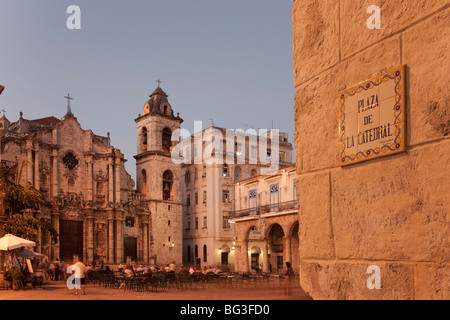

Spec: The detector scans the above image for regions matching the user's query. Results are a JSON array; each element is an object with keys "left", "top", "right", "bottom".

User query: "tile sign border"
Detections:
[{"left": 339, "top": 65, "right": 406, "bottom": 167}]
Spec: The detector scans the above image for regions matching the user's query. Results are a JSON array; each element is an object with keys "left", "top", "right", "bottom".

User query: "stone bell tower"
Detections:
[{"left": 134, "top": 83, "right": 184, "bottom": 265}]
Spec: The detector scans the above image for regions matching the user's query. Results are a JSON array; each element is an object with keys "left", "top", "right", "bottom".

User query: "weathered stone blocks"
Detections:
[{"left": 293, "top": 0, "right": 450, "bottom": 300}]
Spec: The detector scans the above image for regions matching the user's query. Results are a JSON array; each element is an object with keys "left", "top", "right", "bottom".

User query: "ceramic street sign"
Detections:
[{"left": 339, "top": 65, "right": 406, "bottom": 167}]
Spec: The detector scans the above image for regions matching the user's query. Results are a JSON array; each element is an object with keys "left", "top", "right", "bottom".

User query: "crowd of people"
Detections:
[
  {"left": 3, "top": 251, "right": 296, "bottom": 296},
  {"left": 110, "top": 262, "right": 223, "bottom": 278}
]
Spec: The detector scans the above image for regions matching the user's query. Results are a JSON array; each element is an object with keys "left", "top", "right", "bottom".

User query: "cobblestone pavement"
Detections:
[{"left": 0, "top": 279, "right": 311, "bottom": 300}]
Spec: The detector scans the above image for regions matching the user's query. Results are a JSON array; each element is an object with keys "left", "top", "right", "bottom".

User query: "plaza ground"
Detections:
[{"left": 0, "top": 278, "right": 311, "bottom": 300}]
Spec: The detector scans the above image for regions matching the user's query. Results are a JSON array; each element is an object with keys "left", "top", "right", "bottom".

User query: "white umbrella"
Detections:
[{"left": 0, "top": 234, "right": 36, "bottom": 251}]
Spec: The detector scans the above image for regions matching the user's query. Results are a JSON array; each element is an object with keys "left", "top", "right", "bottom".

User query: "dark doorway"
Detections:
[
  {"left": 124, "top": 237, "right": 137, "bottom": 262},
  {"left": 221, "top": 252, "right": 229, "bottom": 266},
  {"left": 59, "top": 220, "right": 83, "bottom": 262},
  {"left": 251, "top": 253, "right": 260, "bottom": 271}
]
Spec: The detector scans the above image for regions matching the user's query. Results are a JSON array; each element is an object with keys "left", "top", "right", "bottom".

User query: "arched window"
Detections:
[
  {"left": 251, "top": 169, "right": 257, "bottom": 177},
  {"left": 141, "top": 169, "right": 147, "bottom": 195},
  {"left": 141, "top": 127, "right": 148, "bottom": 152},
  {"left": 222, "top": 164, "right": 229, "bottom": 177},
  {"left": 235, "top": 166, "right": 241, "bottom": 181},
  {"left": 162, "top": 128, "right": 172, "bottom": 153},
  {"left": 163, "top": 170, "right": 174, "bottom": 201}
]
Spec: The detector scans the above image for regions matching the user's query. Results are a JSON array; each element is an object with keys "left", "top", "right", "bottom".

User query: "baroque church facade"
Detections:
[{"left": 0, "top": 86, "right": 183, "bottom": 266}]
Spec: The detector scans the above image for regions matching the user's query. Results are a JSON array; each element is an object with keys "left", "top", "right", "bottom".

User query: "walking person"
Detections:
[
  {"left": 73, "top": 257, "right": 87, "bottom": 295},
  {"left": 284, "top": 262, "right": 295, "bottom": 296}
]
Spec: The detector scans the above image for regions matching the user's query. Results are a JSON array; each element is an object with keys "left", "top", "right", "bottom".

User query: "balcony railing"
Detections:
[{"left": 232, "top": 200, "right": 298, "bottom": 219}]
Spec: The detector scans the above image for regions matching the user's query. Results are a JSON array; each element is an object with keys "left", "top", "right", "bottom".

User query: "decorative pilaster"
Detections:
[
  {"left": 86, "top": 212, "right": 94, "bottom": 263},
  {"left": 51, "top": 149, "right": 59, "bottom": 199},
  {"left": 115, "top": 213, "right": 123, "bottom": 263},
  {"left": 107, "top": 215, "right": 115, "bottom": 264},
  {"left": 262, "top": 238, "right": 269, "bottom": 273},
  {"left": 26, "top": 146, "right": 33, "bottom": 185},
  {"left": 115, "top": 157, "right": 121, "bottom": 203},
  {"left": 33, "top": 143, "right": 40, "bottom": 190},
  {"left": 143, "top": 221, "right": 149, "bottom": 263},
  {"left": 108, "top": 158, "right": 114, "bottom": 204},
  {"left": 86, "top": 156, "right": 93, "bottom": 202}
]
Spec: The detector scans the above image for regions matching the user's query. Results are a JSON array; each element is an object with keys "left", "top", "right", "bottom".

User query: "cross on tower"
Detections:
[
  {"left": 1, "top": 109, "right": 6, "bottom": 117},
  {"left": 157, "top": 78, "right": 162, "bottom": 88},
  {"left": 64, "top": 93, "right": 74, "bottom": 113}
]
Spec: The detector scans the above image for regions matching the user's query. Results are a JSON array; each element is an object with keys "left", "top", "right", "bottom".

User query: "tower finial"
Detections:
[
  {"left": 64, "top": 93, "right": 74, "bottom": 113},
  {"left": 157, "top": 78, "right": 162, "bottom": 88}
]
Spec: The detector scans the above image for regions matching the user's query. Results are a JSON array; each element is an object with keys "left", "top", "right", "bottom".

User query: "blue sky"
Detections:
[{"left": 0, "top": 0, "right": 295, "bottom": 179}]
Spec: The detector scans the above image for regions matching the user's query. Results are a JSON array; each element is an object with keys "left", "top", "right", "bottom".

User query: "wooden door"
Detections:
[
  {"left": 59, "top": 220, "right": 83, "bottom": 262},
  {"left": 124, "top": 237, "right": 137, "bottom": 262}
]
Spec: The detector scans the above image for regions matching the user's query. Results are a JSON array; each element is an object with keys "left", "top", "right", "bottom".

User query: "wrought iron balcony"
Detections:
[{"left": 232, "top": 200, "right": 298, "bottom": 219}]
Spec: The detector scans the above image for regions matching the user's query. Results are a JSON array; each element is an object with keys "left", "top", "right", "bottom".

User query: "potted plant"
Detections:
[{"left": 10, "top": 269, "right": 24, "bottom": 291}]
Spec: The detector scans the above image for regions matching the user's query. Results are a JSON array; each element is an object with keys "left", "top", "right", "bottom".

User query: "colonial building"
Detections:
[
  {"left": 181, "top": 127, "right": 294, "bottom": 270},
  {"left": 231, "top": 164, "right": 299, "bottom": 274}
]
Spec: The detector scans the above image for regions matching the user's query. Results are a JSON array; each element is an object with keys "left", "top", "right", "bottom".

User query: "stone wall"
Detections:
[{"left": 292, "top": 0, "right": 449, "bottom": 299}]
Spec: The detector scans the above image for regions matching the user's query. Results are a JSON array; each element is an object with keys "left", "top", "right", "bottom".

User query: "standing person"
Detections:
[
  {"left": 73, "top": 257, "right": 87, "bottom": 295},
  {"left": 54, "top": 259, "right": 60, "bottom": 281},
  {"left": 284, "top": 262, "right": 295, "bottom": 296}
]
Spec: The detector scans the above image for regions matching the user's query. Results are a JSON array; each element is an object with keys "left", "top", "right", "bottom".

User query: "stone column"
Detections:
[
  {"left": 284, "top": 235, "right": 292, "bottom": 265},
  {"left": 33, "top": 143, "right": 40, "bottom": 190},
  {"left": 143, "top": 221, "right": 149, "bottom": 263},
  {"left": 262, "top": 239, "right": 269, "bottom": 273},
  {"left": 115, "top": 157, "right": 121, "bottom": 203},
  {"left": 86, "top": 213, "right": 94, "bottom": 264},
  {"left": 86, "top": 157, "right": 93, "bottom": 202},
  {"left": 237, "top": 240, "right": 249, "bottom": 273},
  {"left": 26, "top": 146, "right": 33, "bottom": 185},
  {"left": 107, "top": 214, "right": 115, "bottom": 264},
  {"left": 51, "top": 149, "right": 58, "bottom": 199},
  {"left": 108, "top": 158, "right": 114, "bottom": 204},
  {"left": 115, "top": 213, "right": 123, "bottom": 263}
]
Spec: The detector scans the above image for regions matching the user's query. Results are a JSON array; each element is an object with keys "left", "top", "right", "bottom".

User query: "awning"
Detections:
[
  {"left": 0, "top": 234, "right": 36, "bottom": 251},
  {"left": 16, "top": 249, "right": 45, "bottom": 259}
]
